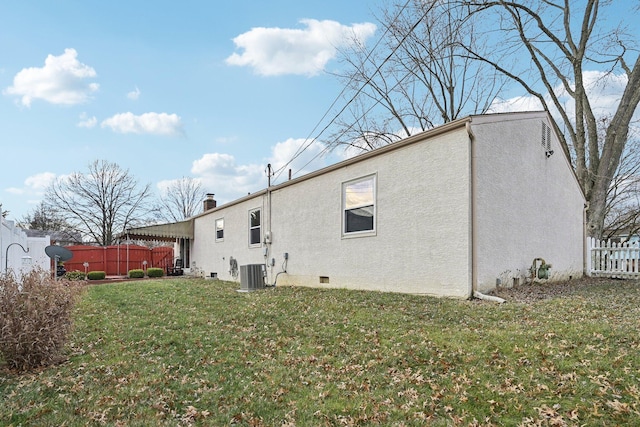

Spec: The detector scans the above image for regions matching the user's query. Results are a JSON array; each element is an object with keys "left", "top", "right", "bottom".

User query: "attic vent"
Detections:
[{"left": 541, "top": 121, "right": 551, "bottom": 151}]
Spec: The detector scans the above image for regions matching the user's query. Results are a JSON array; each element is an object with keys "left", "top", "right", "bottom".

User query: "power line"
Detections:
[
  {"left": 288, "top": 1, "right": 434, "bottom": 179},
  {"left": 272, "top": 0, "right": 415, "bottom": 183},
  {"left": 291, "top": 66, "right": 416, "bottom": 177}
]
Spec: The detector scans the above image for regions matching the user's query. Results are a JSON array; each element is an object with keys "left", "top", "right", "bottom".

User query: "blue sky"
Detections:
[
  {"left": 0, "top": 1, "right": 381, "bottom": 221},
  {"left": 1, "top": 1, "right": 638, "bottom": 224}
]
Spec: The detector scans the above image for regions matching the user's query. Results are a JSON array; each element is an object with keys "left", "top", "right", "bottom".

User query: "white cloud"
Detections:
[
  {"left": 5, "top": 187, "right": 24, "bottom": 195},
  {"left": 6, "top": 172, "right": 57, "bottom": 196},
  {"left": 564, "top": 70, "right": 628, "bottom": 118},
  {"left": 488, "top": 95, "right": 544, "bottom": 114},
  {"left": 192, "top": 153, "right": 238, "bottom": 176},
  {"left": 77, "top": 112, "right": 97, "bottom": 128},
  {"left": 189, "top": 137, "right": 341, "bottom": 204},
  {"left": 268, "top": 137, "right": 329, "bottom": 178},
  {"left": 101, "top": 112, "right": 183, "bottom": 136},
  {"left": 24, "top": 172, "right": 56, "bottom": 191},
  {"left": 127, "top": 86, "right": 141, "bottom": 100},
  {"left": 4, "top": 48, "right": 99, "bottom": 106},
  {"left": 226, "top": 19, "right": 377, "bottom": 76},
  {"left": 488, "top": 70, "right": 630, "bottom": 119},
  {"left": 191, "top": 153, "right": 264, "bottom": 201}
]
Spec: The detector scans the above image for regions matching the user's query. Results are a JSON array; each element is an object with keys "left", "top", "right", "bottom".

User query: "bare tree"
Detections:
[
  {"left": 153, "top": 177, "right": 207, "bottom": 222},
  {"left": 603, "top": 127, "right": 640, "bottom": 241},
  {"left": 330, "top": 0, "right": 504, "bottom": 153},
  {"left": 18, "top": 201, "right": 73, "bottom": 232},
  {"left": 461, "top": 0, "right": 640, "bottom": 237},
  {"left": 45, "top": 160, "right": 152, "bottom": 245}
]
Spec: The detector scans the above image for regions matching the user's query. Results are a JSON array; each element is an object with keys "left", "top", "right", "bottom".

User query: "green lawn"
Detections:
[{"left": 1, "top": 278, "right": 639, "bottom": 426}]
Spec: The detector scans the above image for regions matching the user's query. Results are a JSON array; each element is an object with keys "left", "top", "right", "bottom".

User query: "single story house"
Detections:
[{"left": 124, "top": 111, "right": 586, "bottom": 298}]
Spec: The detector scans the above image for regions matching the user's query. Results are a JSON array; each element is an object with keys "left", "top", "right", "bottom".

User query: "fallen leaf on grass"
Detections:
[{"left": 606, "top": 399, "right": 630, "bottom": 414}]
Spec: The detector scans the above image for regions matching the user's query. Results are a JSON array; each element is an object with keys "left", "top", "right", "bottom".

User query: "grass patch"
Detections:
[{"left": 1, "top": 278, "right": 640, "bottom": 425}]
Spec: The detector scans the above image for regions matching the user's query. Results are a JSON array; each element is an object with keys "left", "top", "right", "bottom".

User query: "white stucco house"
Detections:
[{"left": 125, "top": 111, "right": 586, "bottom": 298}]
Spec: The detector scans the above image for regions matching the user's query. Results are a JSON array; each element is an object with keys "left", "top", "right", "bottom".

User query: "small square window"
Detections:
[{"left": 215, "top": 218, "right": 224, "bottom": 242}]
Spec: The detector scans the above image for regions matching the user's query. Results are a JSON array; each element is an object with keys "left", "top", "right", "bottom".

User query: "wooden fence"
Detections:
[
  {"left": 587, "top": 237, "right": 640, "bottom": 278},
  {"left": 63, "top": 245, "right": 174, "bottom": 276}
]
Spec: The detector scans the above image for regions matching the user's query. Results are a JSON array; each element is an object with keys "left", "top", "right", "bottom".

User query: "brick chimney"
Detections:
[{"left": 203, "top": 193, "right": 217, "bottom": 212}]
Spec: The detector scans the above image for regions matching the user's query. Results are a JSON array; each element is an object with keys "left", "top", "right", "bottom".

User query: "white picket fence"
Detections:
[{"left": 588, "top": 237, "right": 640, "bottom": 278}]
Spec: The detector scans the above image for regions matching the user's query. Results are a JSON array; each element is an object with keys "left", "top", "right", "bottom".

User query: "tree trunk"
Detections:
[
  {"left": 464, "top": 1, "right": 640, "bottom": 238},
  {"left": 586, "top": 54, "right": 640, "bottom": 237}
]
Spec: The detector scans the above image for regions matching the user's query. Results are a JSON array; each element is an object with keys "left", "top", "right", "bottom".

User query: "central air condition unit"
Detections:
[{"left": 239, "top": 264, "right": 265, "bottom": 292}]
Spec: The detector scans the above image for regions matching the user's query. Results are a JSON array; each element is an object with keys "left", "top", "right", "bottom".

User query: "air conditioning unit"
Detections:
[{"left": 239, "top": 264, "right": 265, "bottom": 292}]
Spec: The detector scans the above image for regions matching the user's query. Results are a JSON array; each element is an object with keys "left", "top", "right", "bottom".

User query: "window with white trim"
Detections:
[
  {"left": 342, "top": 175, "right": 376, "bottom": 236},
  {"left": 249, "top": 208, "right": 261, "bottom": 246},
  {"left": 215, "top": 218, "right": 224, "bottom": 241}
]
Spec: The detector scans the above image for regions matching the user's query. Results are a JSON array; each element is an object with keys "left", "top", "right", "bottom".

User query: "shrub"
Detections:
[
  {"left": 64, "top": 270, "right": 86, "bottom": 281},
  {"left": 0, "top": 269, "right": 83, "bottom": 371},
  {"left": 128, "top": 269, "right": 144, "bottom": 279},
  {"left": 87, "top": 271, "right": 106, "bottom": 280},
  {"left": 146, "top": 267, "right": 164, "bottom": 278}
]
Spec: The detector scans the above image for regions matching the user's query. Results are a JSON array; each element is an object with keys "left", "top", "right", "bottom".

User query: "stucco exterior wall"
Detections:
[
  {"left": 189, "top": 112, "right": 585, "bottom": 297},
  {"left": 471, "top": 113, "right": 585, "bottom": 291},
  {"left": 192, "top": 126, "right": 472, "bottom": 297},
  {"left": 192, "top": 196, "right": 267, "bottom": 278}
]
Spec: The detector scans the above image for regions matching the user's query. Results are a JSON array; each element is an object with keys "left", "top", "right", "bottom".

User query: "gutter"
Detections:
[
  {"left": 191, "top": 118, "right": 472, "bottom": 221},
  {"left": 466, "top": 121, "right": 478, "bottom": 299}
]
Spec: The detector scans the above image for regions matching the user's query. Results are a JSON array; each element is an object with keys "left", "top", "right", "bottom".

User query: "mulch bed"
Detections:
[{"left": 487, "top": 276, "right": 636, "bottom": 303}]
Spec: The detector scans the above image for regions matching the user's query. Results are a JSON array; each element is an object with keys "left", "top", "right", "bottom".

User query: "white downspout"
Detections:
[
  {"left": 473, "top": 291, "right": 506, "bottom": 304},
  {"left": 466, "top": 121, "right": 504, "bottom": 304},
  {"left": 263, "top": 169, "right": 273, "bottom": 285},
  {"left": 583, "top": 202, "right": 589, "bottom": 277},
  {"left": 466, "top": 121, "right": 478, "bottom": 299}
]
